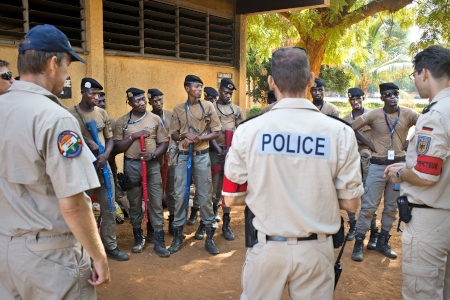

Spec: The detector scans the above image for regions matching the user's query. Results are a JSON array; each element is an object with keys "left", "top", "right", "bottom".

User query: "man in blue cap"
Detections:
[
  {"left": 0, "top": 24, "right": 110, "bottom": 299},
  {"left": 69, "top": 78, "right": 129, "bottom": 261}
]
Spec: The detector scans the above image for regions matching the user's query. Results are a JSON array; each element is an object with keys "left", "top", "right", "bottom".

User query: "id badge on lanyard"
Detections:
[{"left": 384, "top": 107, "right": 400, "bottom": 160}]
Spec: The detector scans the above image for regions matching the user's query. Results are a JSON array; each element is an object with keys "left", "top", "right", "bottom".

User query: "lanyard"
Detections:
[
  {"left": 383, "top": 107, "right": 400, "bottom": 149},
  {"left": 350, "top": 108, "right": 364, "bottom": 120},
  {"left": 319, "top": 101, "right": 325, "bottom": 111},
  {"left": 184, "top": 100, "right": 211, "bottom": 134},
  {"left": 123, "top": 111, "right": 147, "bottom": 131}
]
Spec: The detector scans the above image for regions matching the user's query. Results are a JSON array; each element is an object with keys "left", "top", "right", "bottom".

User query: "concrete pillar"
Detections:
[
  {"left": 84, "top": 0, "right": 105, "bottom": 84},
  {"left": 236, "top": 14, "right": 247, "bottom": 116}
]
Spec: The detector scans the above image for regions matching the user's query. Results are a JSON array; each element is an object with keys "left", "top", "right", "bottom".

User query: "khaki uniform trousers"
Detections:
[
  {"left": 402, "top": 208, "right": 450, "bottom": 300},
  {"left": 0, "top": 233, "right": 95, "bottom": 300},
  {"left": 86, "top": 162, "right": 117, "bottom": 251},
  {"left": 241, "top": 232, "right": 334, "bottom": 300},
  {"left": 173, "top": 152, "right": 214, "bottom": 227},
  {"left": 165, "top": 165, "right": 176, "bottom": 216},
  {"left": 356, "top": 164, "right": 399, "bottom": 234},
  {"left": 125, "top": 159, "right": 164, "bottom": 230},
  {"left": 192, "top": 151, "right": 231, "bottom": 214}
]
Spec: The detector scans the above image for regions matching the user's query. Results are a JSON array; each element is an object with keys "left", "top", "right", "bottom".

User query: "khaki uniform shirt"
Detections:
[
  {"left": 114, "top": 111, "right": 168, "bottom": 159},
  {"left": 260, "top": 102, "right": 276, "bottom": 114},
  {"left": 169, "top": 100, "right": 221, "bottom": 151},
  {"left": 343, "top": 108, "right": 371, "bottom": 152},
  {"left": 224, "top": 98, "right": 364, "bottom": 237},
  {"left": 214, "top": 101, "right": 244, "bottom": 146},
  {"left": 401, "top": 87, "right": 450, "bottom": 209},
  {"left": 352, "top": 107, "right": 419, "bottom": 158},
  {"left": 0, "top": 81, "right": 100, "bottom": 236},
  {"left": 68, "top": 105, "right": 113, "bottom": 146},
  {"left": 109, "top": 117, "right": 116, "bottom": 133},
  {"left": 152, "top": 109, "right": 172, "bottom": 138},
  {"left": 315, "top": 101, "right": 339, "bottom": 117}
]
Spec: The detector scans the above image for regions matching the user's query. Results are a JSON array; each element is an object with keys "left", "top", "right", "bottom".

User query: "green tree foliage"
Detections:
[
  {"left": 319, "top": 66, "right": 351, "bottom": 94},
  {"left": 246, "top": 48, "right": 271, "bottom": 104}
]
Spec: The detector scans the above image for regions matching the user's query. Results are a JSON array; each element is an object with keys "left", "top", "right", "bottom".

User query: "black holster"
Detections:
[
  {"left": 397, "top": 196, "right": 412, "bottom": 232},
  {"left": 332, "top": 216, "right": 345, "bottom": 248},
  {"left": 244, "top": 206, "right": 258, "bottom": 247},
  {"left": 117, "top": 173, "right": 140, "bottom": 191}
]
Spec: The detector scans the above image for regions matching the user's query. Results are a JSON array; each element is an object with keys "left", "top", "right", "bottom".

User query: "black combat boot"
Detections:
[
  {"left": 367, "top": 227, "right": 379, "bottom": 250},
  {"left": 213, "top": 203, "right": 221, "bottom": 222},
  {"left": 132, "top": 227, "right": 145, "bottom": 253},
  {"left": 168, "top": 215, "right": 174, "bottom": 235},
  {"left": 168, "top": 226, "right": 184, "bottom": 253},
  {"left": 205, "top": 226, "right": 219, "bottom": 255},
  {"left": 146, "top": 221, "right": 155, "bottom": 244},
  {"left": 187, "top": 207, "right": 199, "bottom": 226},
  {"left": 153, "top": 229, "right": 170, "bottom": 257},
  {"left": 105, "top": 247, "right": 129, "bottom": 261},
  {"left": 375, "top": 233, "right": 397, "bottom": 259},
  {"left": 351, "top": 236, "right": 364, "bottom": 262},
  {"left": 347, "top": 220, "right": 357, "bottom": 241},
  {"left": 222, "top": 214, "right": 235, "bottom": 240},
  {"left": 194, "top": 221, "right": 206, "bottom": 240}
]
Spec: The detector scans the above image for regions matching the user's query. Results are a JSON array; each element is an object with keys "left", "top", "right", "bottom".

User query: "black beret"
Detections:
[
  {"left": 81, "top": 77, "right": 103, "bottom": 90},
  {"left": 204, "top": 87, "right": 218, "bottom": 97},
  {"left": 220, "top": 78, "right": 236, "bottom": 90},
  {"left": 99, "top": 92, "right": 105, "bottom": 98},
  {"left": 348, "top": 87, "right": 365, "bottom": 98},
  {"left": 148, "top": 88, "right": 163, "bottom": 98},
  {"left": 184, "top": 74, "right": 203, "bottom": 85},
  {"left": 379, "top": 82, "right": 399, "bottom": 93},
  {"left": 313, "top": 78, "right": 326, "bottom": 88},
  {"left": 126, "top": 87, "right": 145, "bottom": 98},
  {"left": 268, "top": 90, "right": 276, "bottom": 100}
]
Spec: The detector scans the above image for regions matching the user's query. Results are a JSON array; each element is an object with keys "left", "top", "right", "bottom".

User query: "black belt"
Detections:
[
  {"left": 410, "top": 203, "right": 434, "bottom": 209},
  {"left": 266, "top": 234, "right": 325, "bottom": 242},
  {"left": 179, "top": 149, "right": 209, "bottom": 156},
  {"left": 370, "top": 157, "right": 405, "bottom": 165},
  {"left": 124, "top": 157, "right": 141, "bottom": 162}
]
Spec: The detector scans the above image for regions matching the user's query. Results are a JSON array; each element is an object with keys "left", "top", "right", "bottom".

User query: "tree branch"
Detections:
[
  {"left": 338, "top": 0, "right": 414, "bottom": 28},
  {"left": 279, "top": 11, "right": 291, "bottom": 20}
]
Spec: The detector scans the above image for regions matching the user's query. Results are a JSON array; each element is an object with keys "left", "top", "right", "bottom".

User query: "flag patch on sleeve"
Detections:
[{"left": 57, "top": 130, "right": 83, "bottom": 158}]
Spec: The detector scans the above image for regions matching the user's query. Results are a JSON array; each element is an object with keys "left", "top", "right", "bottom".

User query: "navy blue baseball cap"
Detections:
[{"left": 18, "top": 24, "right": 86, "bottom": 64}]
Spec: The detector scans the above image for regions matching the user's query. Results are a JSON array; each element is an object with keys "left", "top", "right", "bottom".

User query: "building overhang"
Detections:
[{"left": 236, "top": 0, "right": 330, "bottom": 15}]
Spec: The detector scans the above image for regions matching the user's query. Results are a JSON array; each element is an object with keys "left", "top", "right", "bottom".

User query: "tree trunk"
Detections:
[{"left": 305, "top": 36, "right": 328, "bottom": 80}]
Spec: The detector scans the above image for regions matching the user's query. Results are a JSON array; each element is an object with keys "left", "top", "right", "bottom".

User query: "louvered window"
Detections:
[
  {"left": 0, "top": 0, "right": 85, "bottom": 50},
  {"left": 103, "top": 0, "right": 235, "bottom": 65}
]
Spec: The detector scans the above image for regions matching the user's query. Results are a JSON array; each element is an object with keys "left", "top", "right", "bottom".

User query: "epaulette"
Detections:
[
  {"left": 422, "top": 102, "right": 436, "bottom": 114},
  {"left": 239, "top": 113, "right": 262, "bottom": 125}
]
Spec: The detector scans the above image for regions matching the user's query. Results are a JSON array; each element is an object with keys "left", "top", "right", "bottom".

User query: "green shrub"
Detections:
[{"left": 247, "top": 107, "right": 262, "bottom": 118}]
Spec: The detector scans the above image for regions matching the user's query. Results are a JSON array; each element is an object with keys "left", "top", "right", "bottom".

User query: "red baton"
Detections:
[{"left": 140, "top": 136, "right": 149, "bottom": 223}]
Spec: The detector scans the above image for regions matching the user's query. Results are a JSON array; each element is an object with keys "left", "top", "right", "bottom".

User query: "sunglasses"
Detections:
[
  {"left": 381, "top": 91, "right": 399, "bottom": 98},
  {"left": 0, "top": 71, "right": 12, "bottom": 81}
]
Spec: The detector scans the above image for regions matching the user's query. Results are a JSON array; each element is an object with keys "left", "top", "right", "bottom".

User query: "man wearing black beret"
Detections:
[
  {"left": 169, "top": 74, "right": 222, "bottom": 255},
  {"left": 204, "top": 87, "right": 218, "bottom": 102},
  {"left": 68, "top": 78, "right": 129, "bottom": 261},
  {"left": 310, "top": 78, "right": 339, "bottom": 117},
  {"left": 113, "top": 88, "right": 170, "bottom": 257},
  {"left": 147, "top": 88, "right": 176, "bottom": 237},
  {"left": 342, "top": 88, "right": 378, "bottom": 243},
  {"left": 351, "top": 82, "right": 419, "bottom": 262}
]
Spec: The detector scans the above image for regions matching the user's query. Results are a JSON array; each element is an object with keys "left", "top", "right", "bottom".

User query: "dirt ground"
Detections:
[{"left": 97, "top": 205, "right": 402, "bottom": 300}]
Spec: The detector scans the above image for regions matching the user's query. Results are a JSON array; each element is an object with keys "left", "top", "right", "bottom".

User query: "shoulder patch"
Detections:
[
  {"left": 57, "top": 130, "right": 83, "bottom": 158},
  {"left": 416, "top": 135, "right": 431, "bottom": 155}
]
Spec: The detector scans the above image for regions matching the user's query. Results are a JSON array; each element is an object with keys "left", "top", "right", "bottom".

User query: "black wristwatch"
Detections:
[
  {"left": 150, "top": 152, "right": 156, "bottom": 160},
  {"left": 396, "top": 168, "right": 403, "bottom": 181}
]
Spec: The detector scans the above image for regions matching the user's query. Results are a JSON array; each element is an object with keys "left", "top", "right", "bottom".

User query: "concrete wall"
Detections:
[{"left": 0, "top": 0, "right": 246, "bottom": 121}]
